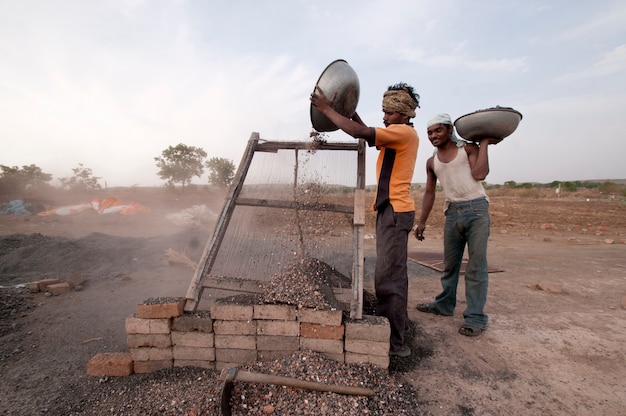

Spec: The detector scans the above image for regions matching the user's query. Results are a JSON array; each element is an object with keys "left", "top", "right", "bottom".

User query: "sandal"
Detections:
[
  {"left": 416, "top": 303, "right": 452, "bottom": 316},
  {"left": 458, "top": 324, "right": 484, "bottom": 337}
]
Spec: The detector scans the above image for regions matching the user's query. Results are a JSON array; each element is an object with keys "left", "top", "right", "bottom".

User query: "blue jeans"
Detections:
[
  {"left": 432, "top": 197, "right": 490, "bottom": 328},
  {"left": 375, "top": 204, "right": 414, "bottom": 351}
]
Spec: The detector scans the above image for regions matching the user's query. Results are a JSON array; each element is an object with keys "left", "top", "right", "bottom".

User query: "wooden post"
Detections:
[{"left": 351, "top": 139, "right": 366, "bottom": 319}]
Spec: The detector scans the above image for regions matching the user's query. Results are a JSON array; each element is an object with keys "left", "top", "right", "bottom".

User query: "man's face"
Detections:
[
  {"left": 427, "top": 123, "right": 452, "bottom": 147},
  {"left": 383, "top": 111, "right": 407, "bottom": 127}
]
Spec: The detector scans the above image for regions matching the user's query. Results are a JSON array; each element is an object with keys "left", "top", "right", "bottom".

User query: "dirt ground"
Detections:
[{"left": 1, "top": 186, "right": 625, "bottom": 415}]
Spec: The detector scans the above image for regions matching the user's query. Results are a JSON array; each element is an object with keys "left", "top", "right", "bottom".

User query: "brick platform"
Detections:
[{"left": 88, "top": 298, "right": 391, "bottom": 377}]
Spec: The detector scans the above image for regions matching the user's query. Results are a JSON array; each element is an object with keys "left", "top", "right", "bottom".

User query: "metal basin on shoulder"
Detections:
[
  {"left": 454, "top": 106, "right": 522, "bottom": 143},
  {"left": 310, "top": 59, "right": 360, "bottom": 132}
]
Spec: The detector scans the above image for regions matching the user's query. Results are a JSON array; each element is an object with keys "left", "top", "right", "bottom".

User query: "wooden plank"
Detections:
[
  {"left": 201, "top": 276, "right": 263, "bottom": 294},
  {"left": 255, "top": 141, "right": 360, "bottom": 153},
  {"left": 353, "top": 189, "right": 365, "bottom": 225},
  {"left": 351, "top": 140, "right": 367, "bottom": 319},
  {"left": 236, "top": 198, "right": 353, "bottom": 213}
]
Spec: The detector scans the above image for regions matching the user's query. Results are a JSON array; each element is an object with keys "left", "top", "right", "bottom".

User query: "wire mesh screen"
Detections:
[{"left": 206, "top": 142, "right": 359, "bottom": 286}]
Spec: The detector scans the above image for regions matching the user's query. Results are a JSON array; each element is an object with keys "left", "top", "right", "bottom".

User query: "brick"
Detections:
[
  {"left": 173, "top": 346, "right": 215, "bottom": 361},
  {"left": 47, "top": 282, "right": 71, "bottom": 296},
  {"left": 37, "top": 279, "right": 62, "bottom": 292},
  {"left": 174, "top": 359, "right": 215, "bottom": 369},
  {"left": 171, "top": 331, "right": 214, "bottom": 348},
  {"left": 136, "top": 298, "right": 185, "bottom": 319},
  {"left": 210, "top": 303, "right": 253, "bottom": 321},
  {"left": 172, "top": 314, "right": 213, "bottom": 333},
  {"left": 345, "top": 315, "right": 390, "bottom": 342},
  {"left": 253, "top": 304, "right": 297, "bottom": 320},
  {"left": 133, "top": 360, "right": 172, "bottom": 374},
  {"left": 27, "top": 281, "right": 40, "bottom": 293},
  {"left": 257, "top": 335, "right": 299, "bottom": 351},
  {"left": 127, "top": 334, "right": 172, "bottom": 348},
  {"left": 130, "top": 347, "right": 173, "bottom": 361},
  {"left": 125, "top": 316, "right": 171, "bottom": 335},
  {"left": 257, "top": 320, "right": 299, "bottom": 336},
  {"left": 297, "top": 308, "right": 343, "bottom": 326},
  {"left": 125, "top": 316, "right": 150, "bottom": 334},
  {"left": 300, "top": 322, "right": 345, "bottom": 340},
  {"left": 345, "top": 352, "right": 389, "bottom": 369},
  {"left": 215, "top": 348, "right": 257, "bottom": 364},
  {"left": 86, "top": 352, "right": 133, "bottom": 377},
  {"left": 214, "top": 320, "right": 256, "bottom": 335},
  {"left": 300, "top": 338, "right": 343, "bottom": 354},
  {"left": 214, "top": 335, "right": 256, "bottom": 350},
  {"left": 344, "top": 339, "right": 389, "bottom": 356}
]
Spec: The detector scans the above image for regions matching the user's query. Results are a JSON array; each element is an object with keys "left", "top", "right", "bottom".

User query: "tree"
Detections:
[
  {"left": 154, "top": 143, "right": 207, "bottom": 191},
  {"left": 206, "top": 157, "right": 236, "bottom": 187},
  {"left": 58, "top": 163, "right": 102, "bottom": 190},
  {"left": 0, "top": 164, "right": 53, "bottom": 192}
]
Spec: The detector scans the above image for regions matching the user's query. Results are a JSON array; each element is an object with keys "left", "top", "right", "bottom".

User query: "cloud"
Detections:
[
  {"left": 595, "top": 44, "right": 626, "bottom": 76},
  {"left": 550, "top": 3, "right": 626, "bottom": 43},
  {"left": 398, "top": 45, "right": 527, "bottom": 72},
  {"left": 556, "top": 44, "right": 626, "bottom": 82}
]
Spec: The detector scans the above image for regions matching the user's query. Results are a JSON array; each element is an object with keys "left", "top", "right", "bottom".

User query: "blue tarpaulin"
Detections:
[{"left": 0, "top": 200, "right": 35, "bottom": 216}]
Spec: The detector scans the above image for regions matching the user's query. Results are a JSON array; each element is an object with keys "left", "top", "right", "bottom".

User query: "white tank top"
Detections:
[{"left": 433, "top": 145, "right": 487, "bottom": 212}]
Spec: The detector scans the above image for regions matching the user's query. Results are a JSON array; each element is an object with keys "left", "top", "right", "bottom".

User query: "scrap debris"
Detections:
[{"left": 36, "top": 197, "right": 150, "bottom": 216}]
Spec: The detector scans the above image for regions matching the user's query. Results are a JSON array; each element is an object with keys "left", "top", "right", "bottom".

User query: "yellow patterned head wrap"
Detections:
[{"left": 382, "top": 90, "right": 418, "bottom": 118}]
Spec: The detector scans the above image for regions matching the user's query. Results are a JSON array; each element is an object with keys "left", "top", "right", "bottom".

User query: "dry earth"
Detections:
[{"left": 1, "top": 186, "right": 625, "bottom": 415}]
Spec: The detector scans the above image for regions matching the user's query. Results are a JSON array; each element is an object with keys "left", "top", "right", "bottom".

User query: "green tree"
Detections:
[
  {"left": 206, "top": 157, "right": 235, "bottom": 187},
  {"left": 0, "top": 164, "right": 53, "bottom": 192},
  {"left": 58, "top": 163, "right": 102, "bottom": 190},
  {"left": 154, "top": 143, "right": 207, "bottom": 191},
  {"left": 562, "top": 181, "right": 578, "bottom": 192}
]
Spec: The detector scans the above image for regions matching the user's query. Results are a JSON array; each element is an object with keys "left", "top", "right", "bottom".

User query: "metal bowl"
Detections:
[
  {"left": 310, "top": 59, "right": 360, "bottom": 132},
  {"left": 454, "top": 106, "right": 522, "bottom": 143}
]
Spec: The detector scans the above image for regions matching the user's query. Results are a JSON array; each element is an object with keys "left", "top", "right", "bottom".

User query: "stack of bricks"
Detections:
[
  {"left": 89, "top": 297, "right": 392, "bottom": 377},
  {"left": 27, "top": 278, "right": 71, "bottom": 296},
  {"left": 344, "top": 315, "right": 391, "bottom": 369},
  {"left": 125, "top": 298, "right": 188, "bottom": 373},
  {"left": 297, "top": 308, "right": 345, "bottom": 363}
]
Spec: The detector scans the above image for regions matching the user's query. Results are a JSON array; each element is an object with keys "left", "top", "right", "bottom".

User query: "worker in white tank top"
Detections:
[
  {"left": 414, "top": 113, "right": 498, "bottom": 337},
  {"left": 433, "top": 143, "right": 488, "bottom": 214}
]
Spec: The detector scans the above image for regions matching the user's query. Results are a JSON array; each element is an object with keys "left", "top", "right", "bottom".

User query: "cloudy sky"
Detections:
[{"left": 1, "top": 0, "right": 624, "bottom": 187}]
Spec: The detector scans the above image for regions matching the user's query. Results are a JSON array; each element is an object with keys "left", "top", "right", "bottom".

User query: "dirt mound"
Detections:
[{"left": 0, "top": 230, "right": 208, "bottom": 286}]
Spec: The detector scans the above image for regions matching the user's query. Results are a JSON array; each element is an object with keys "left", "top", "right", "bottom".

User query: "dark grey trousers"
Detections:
[{"left": 374, "top": 204, "right": 414, "bottom": 351}]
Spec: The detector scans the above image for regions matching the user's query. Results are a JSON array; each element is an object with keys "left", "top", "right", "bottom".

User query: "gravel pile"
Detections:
[
  {"left": 226, "top": 350, "right": 423, "bottom": 415},
  {"left": 0, "top": 287, "right": 35, "bottom": 338},
  {"left": 260, "top": 257, "right": 350, "bottom": 310},
  {"left": 45, "top": 349, "right": 425, "bottom": 416}
]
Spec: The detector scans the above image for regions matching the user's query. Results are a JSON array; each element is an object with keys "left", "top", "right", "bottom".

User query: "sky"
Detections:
[{"left": 1, "top": 0, "right": 625, "bottom": 188}]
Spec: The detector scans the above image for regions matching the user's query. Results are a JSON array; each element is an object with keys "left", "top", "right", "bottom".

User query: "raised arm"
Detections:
[
  {"left": 310, "top": 86, "right": 373, "bottom": 140},
  {"left": 466, "top": 138, "right": 491, "bottom": 181}
]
